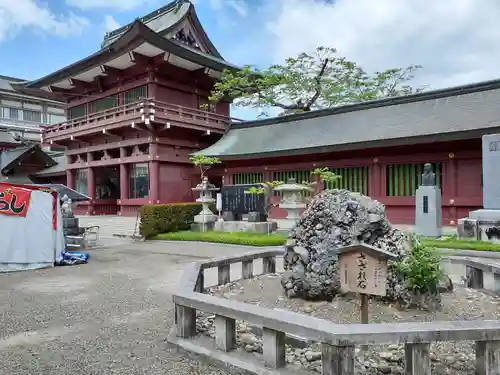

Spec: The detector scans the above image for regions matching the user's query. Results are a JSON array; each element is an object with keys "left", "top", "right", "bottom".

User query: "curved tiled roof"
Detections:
[{"left": 197, "top": 78, "right": 500, "bottom": 159}]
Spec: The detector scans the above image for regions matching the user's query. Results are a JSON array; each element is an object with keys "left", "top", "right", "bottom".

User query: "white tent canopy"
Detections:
[{"left": 0, "top": 182, "right": 64, "bottom": 272}]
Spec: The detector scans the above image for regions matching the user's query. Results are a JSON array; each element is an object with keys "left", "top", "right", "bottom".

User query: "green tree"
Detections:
[
  {"left": 189, "top": 155, "right": 221, "bottom": 180},
  {"left": 209, "top": 47, "right": 425, "bottom": 116}
]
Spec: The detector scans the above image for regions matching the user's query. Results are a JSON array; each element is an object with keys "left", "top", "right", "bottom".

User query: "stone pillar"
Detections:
[
  {"left": 262, "top": 328, "right": 286, "bottom": 368},
  {"left": 476, "top": 340, "right": 500, "bottom": 375},
  {"left": 404, "top": 343, "right": 430, "bottom": 375},
  {"left": 218, "top": 264, "right": 230, "bottom": 285},
  {"left": 215, "top": 315, "right": 236, "bottom": 352},
  {"left": 149, "top": 161, "right": 160, "bottom": 203},
  {"left": 321, "top": 344, "right": 355, "bottom": 375}
]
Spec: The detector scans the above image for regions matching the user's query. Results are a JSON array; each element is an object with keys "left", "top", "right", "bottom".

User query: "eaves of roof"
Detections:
[
  {"left": 20, "top": 20, "right": 238, "bottom": 90},
  {"left": 196, "top": 80, "right": 500, "bottom": 159}
]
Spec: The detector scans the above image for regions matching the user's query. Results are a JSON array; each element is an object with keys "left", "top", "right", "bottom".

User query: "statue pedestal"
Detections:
[{"left": 415, "top": 186, "right": 442, "bottom": 238}]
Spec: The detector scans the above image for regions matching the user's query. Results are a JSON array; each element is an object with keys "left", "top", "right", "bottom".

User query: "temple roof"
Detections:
[
  {"left": 18, "top": 5, "right": 237, "bottom": 93},
  {"left": 33, "top": 155, "right": 66, "bottom": 176},
  {"left": 0, "top": 75, "right": 25, "bottom": 92},
  {"left": 101, "top": 0, "right": 222, "bottom": 58},
  {"left": 197, "top": 78, "right": 500, "bottom": 159},
  {"left": 0, "top": 75, "right": 64, "bottom": 103},
  {"left": 0, "top": 144, "right": 57, "bottom": 176}
]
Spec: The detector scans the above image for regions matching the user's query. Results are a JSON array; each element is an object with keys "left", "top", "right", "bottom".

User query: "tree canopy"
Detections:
[{"left": 208, "top": 47, "right": 426, "bottom": 116}]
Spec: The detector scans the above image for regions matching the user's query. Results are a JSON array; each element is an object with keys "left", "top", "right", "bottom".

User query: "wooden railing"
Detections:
[
  {"left": 149, "top": 99, "right": 232, "bottom": 131},
  {"left": 171, "top": 250, "right": 500, "bottom": 375},
  {"left": 43, "top": 101, "right": 141, "bottom": 138},
  {"left": 42, "top": 99, "right": 236, "bottom": 140}
]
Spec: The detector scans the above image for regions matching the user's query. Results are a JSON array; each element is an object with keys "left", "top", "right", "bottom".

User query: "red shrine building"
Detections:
[
  {"left": 16, "top": 0, "right": 234, "bottom": 216},
  {"left": 199, "top": 81, "right": 500, "bottom": 226},
  {"left": 13, "top": 0, "right": 500, "bottom": 225}
]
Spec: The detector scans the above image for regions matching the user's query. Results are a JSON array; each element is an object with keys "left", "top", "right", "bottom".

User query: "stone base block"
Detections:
[
  {"left": 213, "top": 220, "right": 277, "bottom": 233},
  {"left": 458, "top": 209, "right": 500, "bottom": 242},
  {"left": 63, "top": 217, "right": 79, "bottom": 228},
  {"left": 191, "top": 222, "right": 216, "bottom": 232},
  {"left": 457, "top": 218, "right": 479, "bottom": 240},
  {"left": 248, "top": 212, "right": 268, "bottom": 222}
]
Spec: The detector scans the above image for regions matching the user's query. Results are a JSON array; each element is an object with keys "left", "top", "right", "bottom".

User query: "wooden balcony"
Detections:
[{"left": 42, "top": 99, "right": 236, "bottom": 144}]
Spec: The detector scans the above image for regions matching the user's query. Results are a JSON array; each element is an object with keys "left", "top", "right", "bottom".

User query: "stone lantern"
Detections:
[
  {"left": 191, "top": 177, "right": 219, "bottom": 231},
  {"left": 274, "top": 178, "right": 313, "bottom": 230}
]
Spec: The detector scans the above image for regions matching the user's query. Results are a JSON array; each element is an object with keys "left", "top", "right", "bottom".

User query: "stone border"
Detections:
[
  {"left": 168, "top": 249, "right": 500, "bottom": 375},
  {"left": 437, "top": 248, "right": 500, "bottom": 259}
]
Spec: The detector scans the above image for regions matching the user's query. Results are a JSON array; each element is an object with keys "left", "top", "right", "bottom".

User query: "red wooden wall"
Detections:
[{"left": 219, "top": 139, "right": 483, "bottom": 226}]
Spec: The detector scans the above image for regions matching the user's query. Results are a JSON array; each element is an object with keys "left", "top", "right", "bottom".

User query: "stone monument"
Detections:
[
  {"left": 274, "top": 178, "right": 313, "bottom": 231},
  {"left": 415, "top": 163, "right": 442, "bottom": 237},
  {"left": 191, "top": 177, "right": 219, "bottom": 231},
  {"left": 458, "top": 134, "right": 500, "bottom": 242}
]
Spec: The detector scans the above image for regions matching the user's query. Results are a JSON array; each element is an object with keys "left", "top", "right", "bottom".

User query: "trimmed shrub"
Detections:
[{"left": 140, "top": 203, "right": 215, "bottom": 239}]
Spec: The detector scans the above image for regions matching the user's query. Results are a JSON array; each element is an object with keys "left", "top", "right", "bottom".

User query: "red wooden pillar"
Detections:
[
  {"left": 119, "top": 147, "right": 129, "bottom": 201},
  {"left": 66, "top": 169, "right": 75, "bottom": 190},
  {"left": 222, "top": 168, "right": 232, "bottom": 186},
  {"left": 148, "top": 143, "right": 159, "bottom": 204},
  {"left": 87, "top": 151, "right": 95, "bottom": 215},
  {"left": 369, "top": 159, "right": 382, "bottom": 198},
  {"left": 263, "top": 170, "right": 272, "bottom": 182},
  {"left": 443, "top": 155, "right": 458, "bottom": 225},
  {"left": 149, "top": 161, "right": 160, "bottom": 203},
  {"left": 87, "top": 167, "right": 96, "bottom": 215}
]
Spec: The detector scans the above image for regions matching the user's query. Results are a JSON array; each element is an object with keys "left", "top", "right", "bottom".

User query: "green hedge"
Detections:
[{"left": 140, "top": 203, "right": 215, "bottom": 239}]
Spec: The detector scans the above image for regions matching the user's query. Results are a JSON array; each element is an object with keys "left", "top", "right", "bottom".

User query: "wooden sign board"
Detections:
[{"left": 339, "top": 251, "right": 388, "bottom": 297}]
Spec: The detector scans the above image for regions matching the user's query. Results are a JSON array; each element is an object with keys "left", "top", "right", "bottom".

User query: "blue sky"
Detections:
[
  {"left": 0, "top": 0, "right": 270, "bottom": 80},
  {"left": 0, "top": 0, "right": 279, "bottom": 119},
  {"left": 1, "top": 0, "right": 500, "bottom": 120}
]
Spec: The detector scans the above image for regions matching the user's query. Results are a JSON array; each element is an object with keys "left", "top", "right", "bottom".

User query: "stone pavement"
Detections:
[{"left": 0, "top": 240, "right": 259, "bottom": 375}]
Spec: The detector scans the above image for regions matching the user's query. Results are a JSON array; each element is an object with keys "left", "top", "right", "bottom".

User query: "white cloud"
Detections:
[
  {"left": 104, "top": 15, "right": 120, "bottom": 32},
  {"left": 208, "top": 0, "right": 247, "bottom": 17},
  {"left": 261, "top": 0, "right": 500, "bottom": 90},
  {"left": 0, "top": 0, "right": 88, "bottom": 42},
  {"left": 66, "top": 0, "right": 152, "bottom": 11}
]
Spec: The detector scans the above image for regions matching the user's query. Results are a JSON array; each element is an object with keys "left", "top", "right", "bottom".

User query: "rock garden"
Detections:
[{"left": 192, "top": 189, "right": 499, "bottom": 375}]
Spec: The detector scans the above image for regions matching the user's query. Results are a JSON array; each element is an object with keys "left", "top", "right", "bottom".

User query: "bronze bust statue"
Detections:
[{"left": 421, "top": 163, "right": 436, "bottom": 186}]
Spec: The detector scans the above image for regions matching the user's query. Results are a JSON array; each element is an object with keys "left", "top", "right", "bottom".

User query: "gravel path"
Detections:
[
  {"left": 201, "top": 271, "right": 500, "bottom": 374},
  {"left": 0, "top": 241, "right": 251, "bottom": 375}
]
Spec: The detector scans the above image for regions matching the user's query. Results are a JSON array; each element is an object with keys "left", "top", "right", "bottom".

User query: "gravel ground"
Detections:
[
  {"left": 200, "top": 271, "right": 500, "bottom": 374},
  {"left": 0, "top": 240, "right": 251, "bottom": 375}
]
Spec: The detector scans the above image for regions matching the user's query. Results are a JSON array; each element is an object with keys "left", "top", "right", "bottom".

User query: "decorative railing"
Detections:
[
  {"left": 171, "top": 249, "right": 500, "bottom": 375},
  {"left": 148, "top": 99, "right": 232, "bottom": 131},
  {"left": 42, "top": 99, "right": 236, "bottom": 140}
]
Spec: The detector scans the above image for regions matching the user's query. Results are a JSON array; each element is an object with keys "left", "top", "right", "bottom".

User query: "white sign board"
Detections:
[{"left": 339, "top": 251, "right": 388, "bottom": 297}]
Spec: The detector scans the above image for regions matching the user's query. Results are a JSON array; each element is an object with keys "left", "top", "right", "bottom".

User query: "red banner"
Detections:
[{"left": 0, "top": 187, "right": 31, "bottom": 217}]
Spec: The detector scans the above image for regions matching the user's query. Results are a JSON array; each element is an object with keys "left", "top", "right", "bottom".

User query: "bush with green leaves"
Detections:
[
  {"left": 393, "top": 236, "right": 443, "bottom": 294},
  {"left": 140, "top": 202, "right": 215, "bottom": 239}
]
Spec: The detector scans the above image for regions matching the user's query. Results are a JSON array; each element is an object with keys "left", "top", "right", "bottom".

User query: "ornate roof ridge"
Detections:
[{"left": 102, "top": 0, "right": 190, "bottom": 43}]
